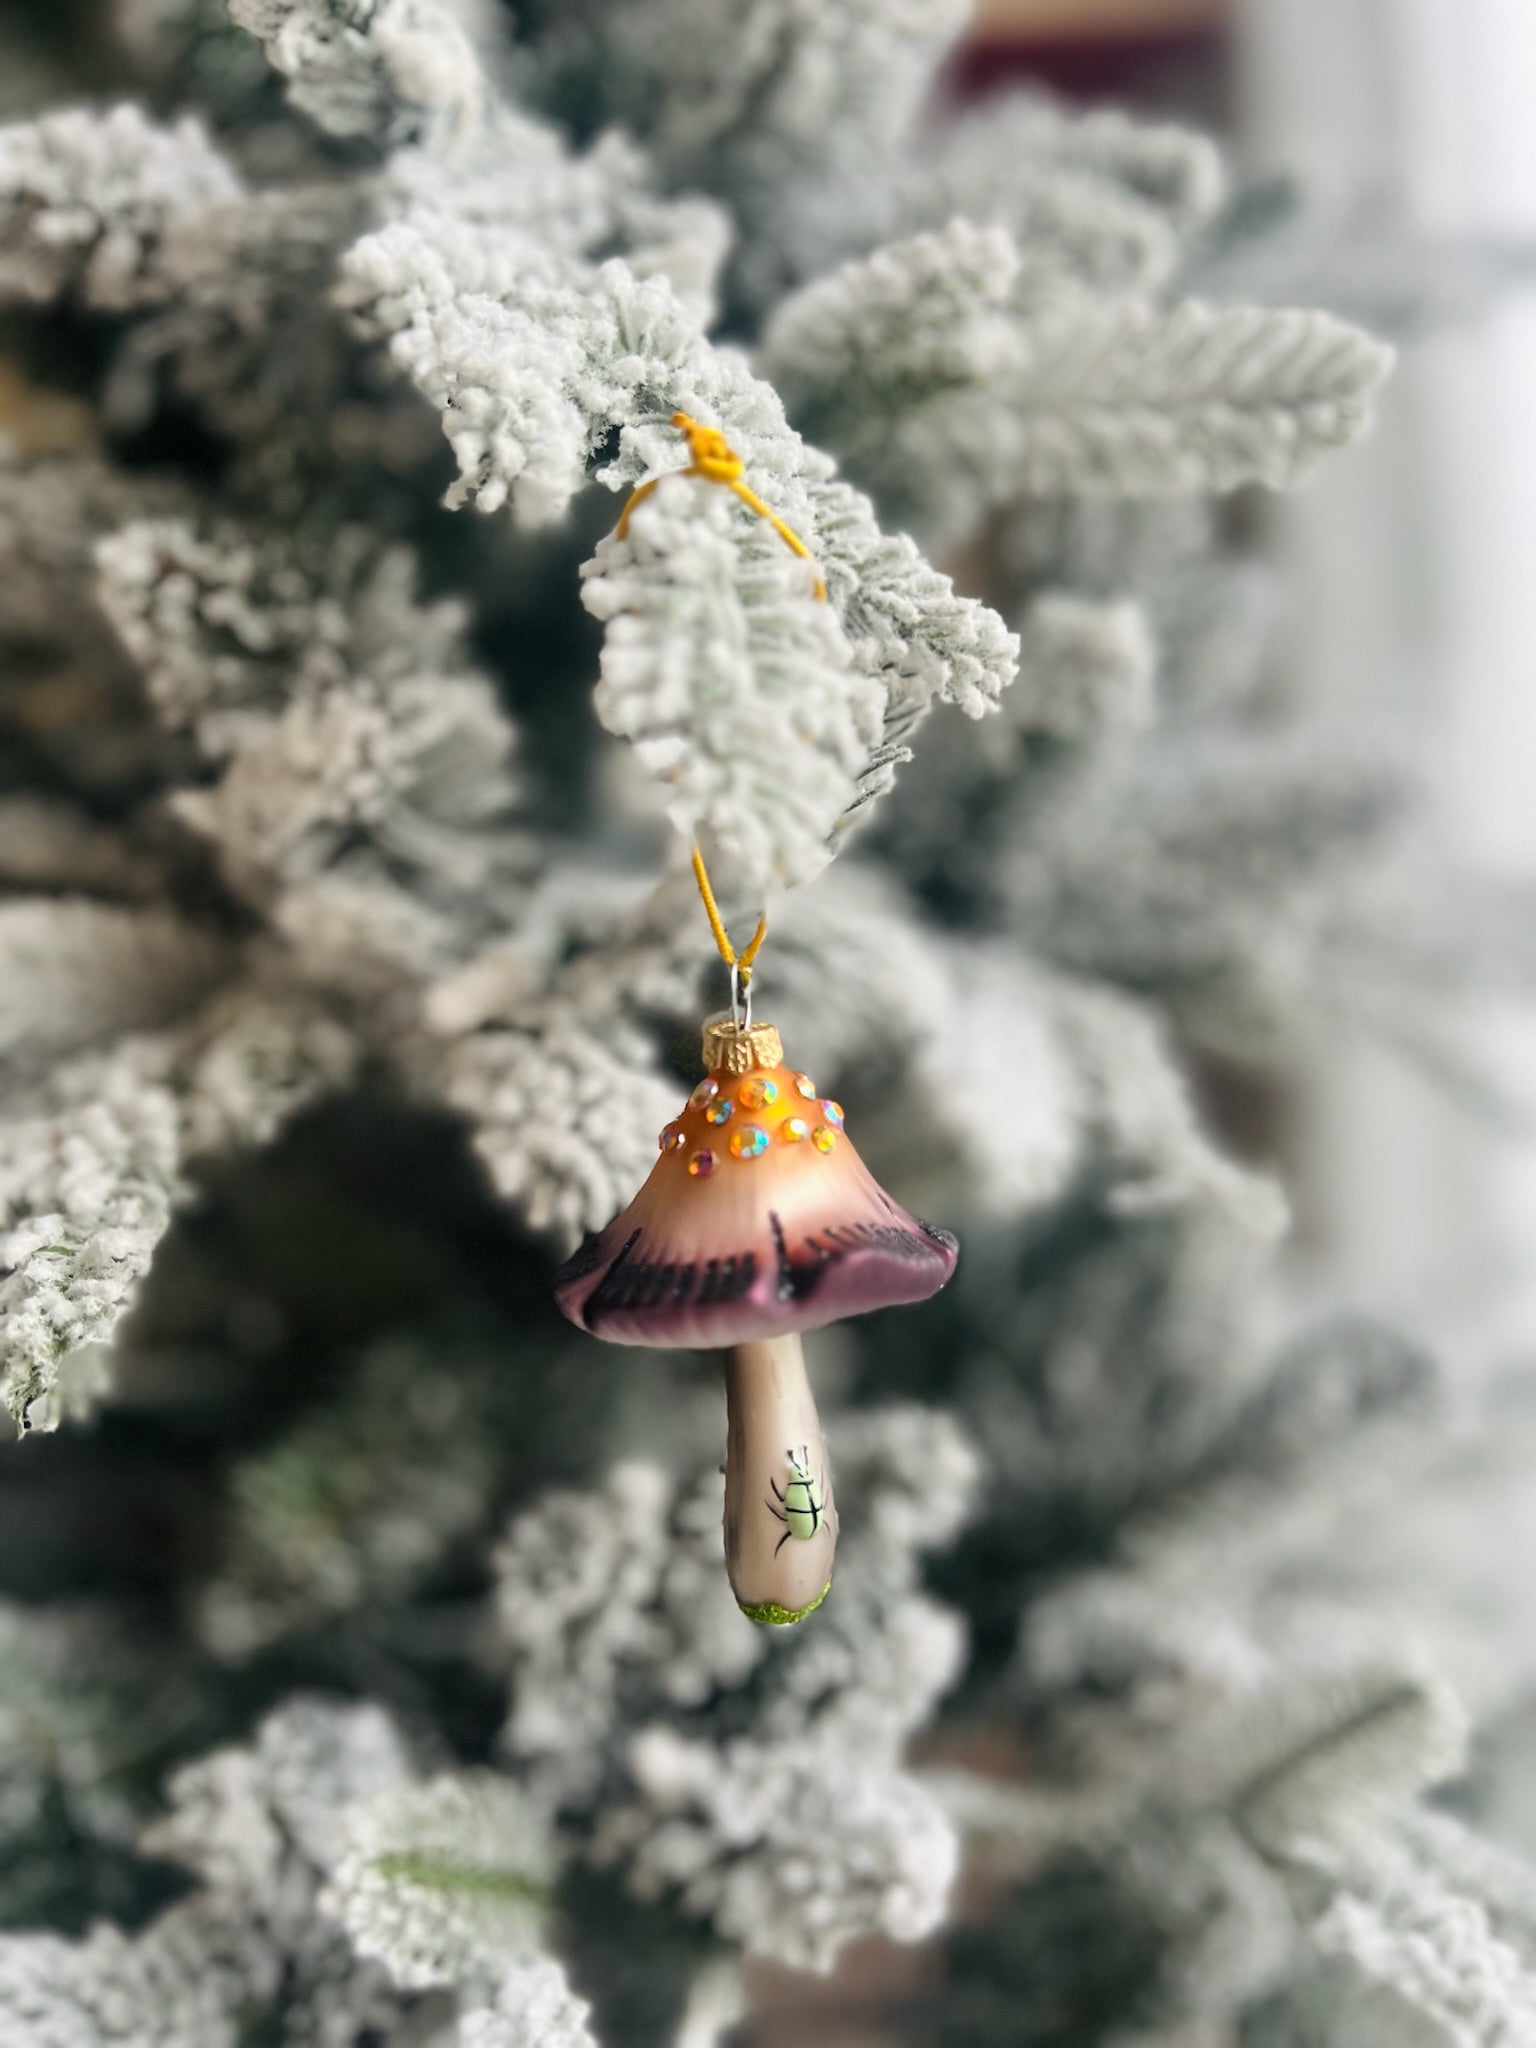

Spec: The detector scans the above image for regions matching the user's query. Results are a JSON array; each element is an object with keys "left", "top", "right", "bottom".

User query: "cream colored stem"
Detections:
[{"left": 724, "top": 1335, "right": 836, "bottom": 1624}]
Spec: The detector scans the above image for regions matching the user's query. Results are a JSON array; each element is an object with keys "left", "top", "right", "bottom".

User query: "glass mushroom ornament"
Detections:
[
  {"left": 562, "top": 415, "right": 958, "bottom": 1622},
  {"left": 554, "top": 1011, "right": 959, "bottom": 1625}
]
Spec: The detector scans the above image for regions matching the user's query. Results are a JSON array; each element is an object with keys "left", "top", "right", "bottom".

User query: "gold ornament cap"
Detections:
[{"left": 701, "top": 1018, "right": 783, "bottom": 1075}]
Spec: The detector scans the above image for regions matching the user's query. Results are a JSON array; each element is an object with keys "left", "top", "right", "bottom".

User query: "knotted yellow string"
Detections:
[
  {"left": 617, "top": 411, "right": 828, "bottom": 603},
  {"left": 618, "top": 412, "right": 830, "bottom": 981}
]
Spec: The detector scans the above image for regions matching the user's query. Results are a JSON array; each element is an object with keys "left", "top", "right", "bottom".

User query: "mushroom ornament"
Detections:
[
  {"left": 555, "top": 1015, "right": 959, "bottom": 1626},
  {"left": 560, "top": 416, "right": 960, "bottom": 1623}
]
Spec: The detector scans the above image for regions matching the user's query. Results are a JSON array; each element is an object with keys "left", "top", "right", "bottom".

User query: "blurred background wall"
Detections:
[
  {"left": 963, "top": 0, "right": 1536, "bottom": 1350},
  {"left": 1237, "top": 0, "right": 1536, "bottom": 1351}
]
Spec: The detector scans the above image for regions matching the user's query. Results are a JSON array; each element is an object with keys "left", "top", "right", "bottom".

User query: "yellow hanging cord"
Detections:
[
  {"left": 692, "top": 844, "right": 767, "bottom": 981},
  {"left": 617, "top": 411, "right": 828, "bottom": 601},
  {"left": 618, "top": 412, "right": 829, "bottom": 982}
]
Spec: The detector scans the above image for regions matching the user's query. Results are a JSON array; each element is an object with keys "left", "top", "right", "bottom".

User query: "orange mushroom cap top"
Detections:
[{"left": 554, "top": 1021, "right": 958, "bottom": 1348}]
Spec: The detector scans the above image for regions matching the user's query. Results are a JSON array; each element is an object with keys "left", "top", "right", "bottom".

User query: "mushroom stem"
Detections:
[{"left": 724, "top": 1334, "right": 837, "bottom": 1625}]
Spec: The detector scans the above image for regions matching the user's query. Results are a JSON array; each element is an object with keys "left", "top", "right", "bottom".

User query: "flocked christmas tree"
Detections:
[{"left": 5, "top": 3, "right": 1536, "bottom": 2045}]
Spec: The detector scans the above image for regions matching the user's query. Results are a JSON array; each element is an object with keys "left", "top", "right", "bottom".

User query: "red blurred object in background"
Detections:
[{"left": 950, "top": 0, "right": 1228, "bottom": 112}]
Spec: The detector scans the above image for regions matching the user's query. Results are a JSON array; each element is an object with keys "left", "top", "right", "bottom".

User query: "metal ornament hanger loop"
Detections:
[{"left": 730, "top": 961, "right": 753, "bottom": 1032}]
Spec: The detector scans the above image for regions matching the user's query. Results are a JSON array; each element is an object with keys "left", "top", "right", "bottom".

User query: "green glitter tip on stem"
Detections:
[{"left": 737, "top": 1577, "right": 832, "bottom": 1627}]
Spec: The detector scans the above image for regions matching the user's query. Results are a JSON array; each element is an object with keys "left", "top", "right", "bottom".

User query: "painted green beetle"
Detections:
[{"left": 767, "top": 1444, "right": 829, "bottom": 1556}]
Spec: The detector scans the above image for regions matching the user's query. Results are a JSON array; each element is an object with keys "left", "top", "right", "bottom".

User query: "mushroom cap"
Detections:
[{"left": 554, "top": 1023, "right": 958, "bottom": 1348}]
